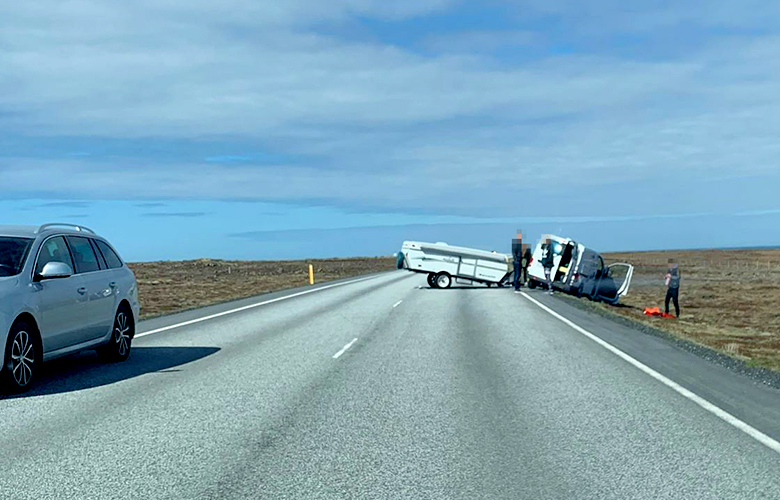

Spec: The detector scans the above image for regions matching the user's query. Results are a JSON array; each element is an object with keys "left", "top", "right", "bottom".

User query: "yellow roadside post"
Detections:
[{"left": 308, "top": 264, "right": 315, "bottom": 285}]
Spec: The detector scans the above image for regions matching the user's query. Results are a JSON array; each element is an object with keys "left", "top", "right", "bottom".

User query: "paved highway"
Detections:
[{"left": 1, "top": 271, "right": 779, "bottom": 499}]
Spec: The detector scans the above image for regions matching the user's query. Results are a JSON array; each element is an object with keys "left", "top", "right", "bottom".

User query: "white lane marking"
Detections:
[
  {"left": 135, "top": 275, "right": 381, "bottom": 339},
  {"left": 393, "top": 300, "right": 403, "bottom": 308},
  {"left": 521, "top": 292, "right": 780, "bottom": 456},
  {"left": 333, "top": 338, "right": 358, "bottom": 359}
]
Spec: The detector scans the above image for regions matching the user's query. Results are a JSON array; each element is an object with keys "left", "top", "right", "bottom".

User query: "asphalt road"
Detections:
[{"left": 1, "top": 271, "right": 779, "bottom": 499}]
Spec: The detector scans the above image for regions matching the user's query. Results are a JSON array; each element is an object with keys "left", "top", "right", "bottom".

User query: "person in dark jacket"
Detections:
[
  {"left": 512, "top": 232, "right": 524, "bottom": 292},
  {"left": 541, "top": 237, "right": 555, "bottom": 295},
  {"left": 665, "top": 258, "right": 681, "bottom": 317},
  {"left": 521, "top": 243, "right": 532, "bottom": 285}
]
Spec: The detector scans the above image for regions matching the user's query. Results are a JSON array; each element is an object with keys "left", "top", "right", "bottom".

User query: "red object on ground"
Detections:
[{"left": 643, "top": 307, "right": 676, "bottom": 319}]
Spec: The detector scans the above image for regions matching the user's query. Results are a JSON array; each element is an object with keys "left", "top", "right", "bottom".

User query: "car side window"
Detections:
[
  {"left": 66, "top": 236, "right": 100, "bottom": 274},
  {"left": 94, "top": 239, "right": 123, "bottom": 269},
  {"left": 35, "top": 236, "right": 75, "bottom": 275},
  {"left": 89, "top": 239, "right": 108, "bottom": 270}
]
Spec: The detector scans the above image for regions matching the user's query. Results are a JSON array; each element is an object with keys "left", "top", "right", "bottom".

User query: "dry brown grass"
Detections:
[
  {"left": 580, "top": 249, "right": 780, "bottom": 372},
  {"left": 128, "top": 257, "right": 396, "bottom": 320}
]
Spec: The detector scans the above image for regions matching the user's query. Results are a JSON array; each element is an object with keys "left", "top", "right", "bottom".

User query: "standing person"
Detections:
[
  {"left": 665, "top": 258, "right": 681, "bottom": 317},
  {"left": 521, "top": 243, "right": 532, "bottom": 286},
  {"left": 541, "top": 236, "right": 555, "bottom": 295},
  {"left": 512, "top": 232, "right": 524, "bottom": 292}
]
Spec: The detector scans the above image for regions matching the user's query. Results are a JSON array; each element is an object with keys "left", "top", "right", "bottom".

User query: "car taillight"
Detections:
[{"left": 528, "top": 257, "right": 533, "bottom": 265}]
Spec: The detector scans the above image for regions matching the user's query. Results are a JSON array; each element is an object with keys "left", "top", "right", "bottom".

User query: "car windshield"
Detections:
[{"left": 0, "top": 237, "right": 34, "bottom": 277}]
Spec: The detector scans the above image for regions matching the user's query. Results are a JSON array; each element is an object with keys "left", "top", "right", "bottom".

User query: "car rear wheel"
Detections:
[
  {"left": 1, "top": 320, "right": 40, "bottom": 394},
  {"left": 435, "top": 272, "right": 452, "bottom": 289},
  {"left": 97, "top": 306, "right": 134, "bottom": 363}
]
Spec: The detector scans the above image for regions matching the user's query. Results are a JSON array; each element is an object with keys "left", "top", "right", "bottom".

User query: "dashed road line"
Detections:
[{"left": 333, "top": 338, "right": 359, "bottom": 359}]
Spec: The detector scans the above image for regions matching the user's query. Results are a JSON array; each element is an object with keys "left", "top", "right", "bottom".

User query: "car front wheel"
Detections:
[
  {"left": 97, "top": 306, "right": 134, "bottom": 363},
  {"left": 1, "top": 321, "right": 39, "bottom": 394}
]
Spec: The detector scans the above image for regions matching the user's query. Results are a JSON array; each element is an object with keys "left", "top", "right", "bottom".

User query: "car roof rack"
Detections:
[{"left": 37, "top": 223, "right": 96, "bottom": 235}]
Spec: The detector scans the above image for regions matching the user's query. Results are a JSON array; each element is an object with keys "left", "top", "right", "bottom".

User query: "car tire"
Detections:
[
  {"left": 97, "top": 305, "right": 134, "bottom": 363},
  {"left": 435, "top": 272, "right": 452, "bottom": 289},
  {"left": 1, "top": 320, "right": 40, "bottom": 394},
  {"left": 426, "top": 273, "right": 437, "bottom": 288},
  {"left": 528, "top": 280, "right": 537, "bottom": 289}
]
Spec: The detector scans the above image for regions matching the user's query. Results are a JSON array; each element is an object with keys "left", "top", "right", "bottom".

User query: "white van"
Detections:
[
  {"left": 528, "top": 235, "right": 634, "bottom": 305},
  {"left": 527, "top": 235, "right": 583, "bottom": 292},
  {"left": 397, "top": 241, "right": 512, "bottom": 288}
]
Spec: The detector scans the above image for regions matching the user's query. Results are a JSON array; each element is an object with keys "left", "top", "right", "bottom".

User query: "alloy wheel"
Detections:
[
  {"left": 10, "top": 330, "right": 34, "bottom": 387},
  {"left": 115, "top": 312, "right": 131, "bottom": 356}
]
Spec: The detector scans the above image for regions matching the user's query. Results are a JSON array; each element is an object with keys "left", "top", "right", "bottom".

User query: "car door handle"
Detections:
[{"left": 77, "top": 287, "right": 87, "bottom": 295}]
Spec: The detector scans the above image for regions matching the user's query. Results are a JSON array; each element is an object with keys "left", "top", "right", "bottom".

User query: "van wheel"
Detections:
[
  {"left": 435, "top": 273, "right": 452, "bottom": 289},
  {"left": 426, "top": 273, "right": 437, "bottom": 288},
  {"left": 528, "top": 280, "right": 537, "bottom": 290},
  {"left": 1, "top": 320, "right": 40, "bottom": 394},
  {"left": 97, "top": 306, "right": 134, "bottom": 363}
]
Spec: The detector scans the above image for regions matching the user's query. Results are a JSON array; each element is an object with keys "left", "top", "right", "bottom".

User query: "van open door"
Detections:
[
  {"left": 554, "top": 242, "right": 576, "bottom": 284},
  {"left": 611, "top": 263, "right": 634, "bottom": 296},
  {"left": 594, "top": 263, "right": 634, "bottom": 304}
]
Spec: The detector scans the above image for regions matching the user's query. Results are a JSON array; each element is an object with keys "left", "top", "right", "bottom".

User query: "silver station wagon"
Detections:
[{"left": 0, "top": 223, "right": 140, "bottom": 393}]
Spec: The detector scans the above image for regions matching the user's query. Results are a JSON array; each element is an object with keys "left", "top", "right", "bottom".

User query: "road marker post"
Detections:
[{"left": 308, "top": 264, "right": 315, "bottom": 285}]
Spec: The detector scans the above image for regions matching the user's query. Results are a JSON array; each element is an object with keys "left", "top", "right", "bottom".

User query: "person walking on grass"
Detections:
[
  {"left": 541, "top": 236, "right": 555, "bottom": 295},
  {"left": 665, "top": 258, "right": 681, "bottom": 317},
  {"left": 512, "top": 232, "right": 524, "bottom": 293}
]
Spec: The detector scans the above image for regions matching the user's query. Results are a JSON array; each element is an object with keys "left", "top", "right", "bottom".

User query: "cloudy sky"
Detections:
[{"left": 2, "top": 0, "right": 779, "bottom": 261}]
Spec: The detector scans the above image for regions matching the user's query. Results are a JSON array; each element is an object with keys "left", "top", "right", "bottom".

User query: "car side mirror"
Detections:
[{"left": 35, "top": 261, "right": 74, "bottom": 281}]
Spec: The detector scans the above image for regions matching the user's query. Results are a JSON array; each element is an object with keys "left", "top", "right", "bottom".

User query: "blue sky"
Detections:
[{"left": 1, "top": 0, "right": 779, "bottom": 261}]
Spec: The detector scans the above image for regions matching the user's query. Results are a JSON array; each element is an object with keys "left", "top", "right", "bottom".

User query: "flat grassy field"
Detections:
[
  {"left": 575, "top": 248, "right": 780, "bottom": 372},
  {"left": 128, "top": 257, "right": 397, "bottom": 320}
]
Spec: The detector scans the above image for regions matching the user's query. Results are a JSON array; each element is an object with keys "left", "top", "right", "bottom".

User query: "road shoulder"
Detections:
[{"left": 521, "top": 289, "right": 780, "bottom": 445}]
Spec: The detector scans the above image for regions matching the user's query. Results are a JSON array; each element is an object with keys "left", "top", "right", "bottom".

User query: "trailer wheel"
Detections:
[
  {"left": 435, "top": 272, "right": 452, "bottom": 289},
  {"left": 426, "top": 273, "right": 437, "bottom": 288}
]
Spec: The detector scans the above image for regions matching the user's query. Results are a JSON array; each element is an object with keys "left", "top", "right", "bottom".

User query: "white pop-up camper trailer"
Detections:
[{"left": 397, "top": 241, "right": 513, "bottom": 288}]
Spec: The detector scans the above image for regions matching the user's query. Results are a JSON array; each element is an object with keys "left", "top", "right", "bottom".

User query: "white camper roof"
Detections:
[{"left": 402, "top": 241, "right": 510, "bottom": 263}]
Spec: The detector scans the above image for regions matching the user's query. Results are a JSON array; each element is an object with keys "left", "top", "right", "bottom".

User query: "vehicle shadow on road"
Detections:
[{"left": 1, "top": 346, "right": 220, "bottom": 399}]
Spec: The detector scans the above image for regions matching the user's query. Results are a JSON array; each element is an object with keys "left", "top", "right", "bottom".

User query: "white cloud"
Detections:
[{"left": 1, "top": 0, "right": 779, "bottom": 216}]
